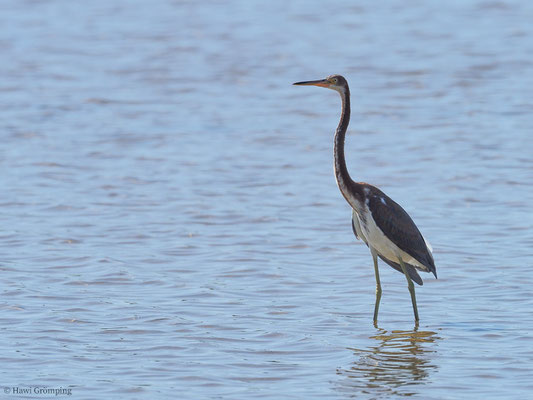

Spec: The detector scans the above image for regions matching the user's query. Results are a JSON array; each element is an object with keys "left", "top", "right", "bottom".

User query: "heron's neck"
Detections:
[{"left": 334, "top": 89, "right": 356, "bottom": 203}]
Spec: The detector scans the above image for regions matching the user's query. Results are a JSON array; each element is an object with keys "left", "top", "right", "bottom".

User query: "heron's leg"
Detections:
[
  {"left": 370, "top": 248, "right": 382, "bottom": 323},
  {"left": 398, "top": 255, "right": 419, "bottom": 321}
]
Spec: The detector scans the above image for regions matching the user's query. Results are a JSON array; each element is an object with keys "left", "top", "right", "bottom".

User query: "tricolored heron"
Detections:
[{"left": 293, "top": 75, "right": 437, "bottom": 322}]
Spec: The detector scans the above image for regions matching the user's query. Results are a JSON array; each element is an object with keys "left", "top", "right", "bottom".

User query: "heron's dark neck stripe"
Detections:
[{"left": 334, "top": 87, "right": 363, "bottom": 205}]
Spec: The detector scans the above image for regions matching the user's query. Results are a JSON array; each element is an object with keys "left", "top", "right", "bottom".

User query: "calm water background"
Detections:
[{"left": 1, "top": 0, "right": 532, "bottom": 398}]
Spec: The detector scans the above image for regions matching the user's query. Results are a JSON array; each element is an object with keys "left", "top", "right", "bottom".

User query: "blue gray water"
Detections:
[{"left": 1, "top": 0, "right": 533, "bottom": 398}]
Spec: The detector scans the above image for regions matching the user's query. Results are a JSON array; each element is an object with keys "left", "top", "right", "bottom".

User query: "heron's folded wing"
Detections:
[{"left": 367, "top": 189, "right": 436, "bottom": 277}]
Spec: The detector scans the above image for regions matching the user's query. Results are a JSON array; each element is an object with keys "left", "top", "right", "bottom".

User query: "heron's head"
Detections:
[{"left": 293, "top": 74, "right": 348, "bottom": 94}]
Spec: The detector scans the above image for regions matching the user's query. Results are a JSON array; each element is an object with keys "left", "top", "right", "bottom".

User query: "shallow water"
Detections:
[{"left": 1, "top": 0, "right": 533, "bottom": 398}]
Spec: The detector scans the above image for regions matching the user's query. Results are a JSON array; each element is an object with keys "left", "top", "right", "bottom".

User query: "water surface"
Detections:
[{"left": 1, "top": 0, "right": 533, "bottom": 398}]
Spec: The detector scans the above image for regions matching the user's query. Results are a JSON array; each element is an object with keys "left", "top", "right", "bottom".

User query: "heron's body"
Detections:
[
  {"left": 351, "top": 210, "right": 423, "bottom": 286},
  {"left": 348, "top": 184, "right": 434, "bottom": 278},
  {"left": 294, "top": 74, "right": 436, "bottom": 322}
]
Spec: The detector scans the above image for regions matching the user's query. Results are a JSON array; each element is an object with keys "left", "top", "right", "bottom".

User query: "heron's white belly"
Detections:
[{"left": 354, "top": 208, "right": 426, "bottom": 269}]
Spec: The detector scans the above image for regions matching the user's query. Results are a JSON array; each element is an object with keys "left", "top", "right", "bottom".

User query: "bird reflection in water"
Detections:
[{"left": 337, "top": 325, "right": 440, "bottom": 396}]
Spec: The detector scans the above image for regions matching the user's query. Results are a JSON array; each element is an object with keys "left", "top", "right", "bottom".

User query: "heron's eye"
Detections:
[{"left": 331, "top": 78, "right": 338, "bottom": 84}]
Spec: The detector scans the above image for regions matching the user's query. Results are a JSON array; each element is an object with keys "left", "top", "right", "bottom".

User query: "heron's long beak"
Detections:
[{"left": 293, "top": 79, "right": 329, "bottom": 88}]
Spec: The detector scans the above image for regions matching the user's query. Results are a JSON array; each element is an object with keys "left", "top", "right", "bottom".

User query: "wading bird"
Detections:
[{"left": 293, "top": 75, "right": 436, "bottom": 322}]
